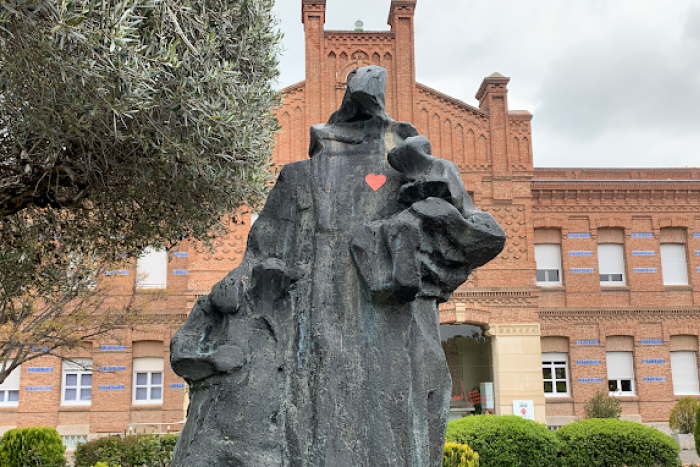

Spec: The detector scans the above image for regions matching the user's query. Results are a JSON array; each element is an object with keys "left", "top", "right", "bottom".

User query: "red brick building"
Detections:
[{"left": 2, "top": 0, "right": 700, "bottom": 448}]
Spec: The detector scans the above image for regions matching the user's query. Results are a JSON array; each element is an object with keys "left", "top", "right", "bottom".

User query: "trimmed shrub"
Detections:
[
  {"left": 74, "top": 434, "right": 177, "bottom": 467},
  {"left": 583, "top": 390, "right": 621, "bottom": 419},
  {"left": 695, "top": 405, "right": 700, "bottom": 453},
  {"left": 669, "top": 397, "right": 699, "bottom": 434},
  {"left": 0, "top": 426, "right": 66, "bottom": 467},
  {"left": 556, "top": 418, "right": 681, "bottom": 467},
  {"left": 443, "top": 442, "right": 479, "bottom": 467},
  {"left": 445, "top": 415, "right": 562, "bottom": 467}
]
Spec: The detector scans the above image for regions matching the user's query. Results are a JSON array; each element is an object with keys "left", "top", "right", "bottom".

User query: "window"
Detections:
[
  {"left": 671, "top": 351, "right": 700, "bottom": 395},
  {"left": 136, "top": 247, "right": 167, "bottom": 289},
  {"left": 542, "top": 352, "right": 569, "bottom": 397},
  {"left": 598, "top": 243, "right": 625, "bottom": 285},
  {"left": 62, "top": 358, "right": 92, "bottom": 405},
  {"left": 0, "top": 364, "right": 20, "bottom": 406},
  {"left": 607, "top": 351, "right": 635, "bottom": 395},
  {"left": 133, "top": 358, "right": 163, "bottom": 404},
  {"left": 62, "top": 435, "right": 88, "bottom": 450},
  {"left": 660, "top": 243, "right": 688, "bottom": 285},
  {"left": 535, "top": 244, "right": 562, "bottom": 285}
]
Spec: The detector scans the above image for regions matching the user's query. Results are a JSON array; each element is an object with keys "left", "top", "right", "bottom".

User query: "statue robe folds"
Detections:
[{"left": 170, "top": 66, "right": 506, "bottom": 467}]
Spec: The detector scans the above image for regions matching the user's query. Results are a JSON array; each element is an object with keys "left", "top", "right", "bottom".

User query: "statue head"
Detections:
[{"left": 328, "top": 65, "right": 389, "bottom": 124}]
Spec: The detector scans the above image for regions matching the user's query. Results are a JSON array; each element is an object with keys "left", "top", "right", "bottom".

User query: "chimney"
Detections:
[
  {"left": 387, "top": 0, "right": 417, "bottom": 123},
  {"left": 302, "top": 0, "right": 327, "bottom": 132}
]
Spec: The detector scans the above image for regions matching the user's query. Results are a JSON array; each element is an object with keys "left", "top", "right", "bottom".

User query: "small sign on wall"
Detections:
[
  {"left": 513, "top": 400, "right": 535, "bottom": 420},
  {"left": 479, "top": 382, "right": 494, "bottom": 411}
]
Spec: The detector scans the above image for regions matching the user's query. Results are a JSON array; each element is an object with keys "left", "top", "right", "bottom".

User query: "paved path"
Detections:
[{"left": 681, "top": 448, "right": 700, "bottom": 465}]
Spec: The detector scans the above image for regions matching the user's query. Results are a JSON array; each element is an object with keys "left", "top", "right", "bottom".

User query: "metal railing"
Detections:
[{"left": 125, "top": 421, "right": 185, "bottom": 435}]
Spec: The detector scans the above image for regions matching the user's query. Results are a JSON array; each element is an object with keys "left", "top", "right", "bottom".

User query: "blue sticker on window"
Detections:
[
  {"left": 642, "top": 359, "right": 666, "bottom": 364},
  {"left": 643, "top": 377, "right": 666, "bottom": 382},
  {"left": 641, "top": 339, "right": 663, "bottom": 345},
  {"left": 98, "top": 385, "right": 125, "bottom": 390},
  {"left": 568, "top": 233, "right": 591, "bottom": 238},
  {"left": 633, "top": 268, "right": 657, "bottom": 273},
  {"left": 569, "top": 251, "right": 593, "bottom": 256},
  {"left": 173, "top": 270, "right": 188, "bottom": 275},
  {"left": 99, "top": 345, "right": 125, "bottom": 351},
  {"left": 578, "top": 378, "right": 603, "bottom": 383},
  {"left": 632, "top": 251, "right": 656, "bottom": 256},
  {"left": 27, "top": 367, "right": 53, "bottom": 373},
  {"left": 576, "top": 360, "right": 601, "bottom": 365},
  {"left": 26, "top": 386, "right": 53, "bottom": 391},
  {"left": 576, "top": 340, "right": 600, "bottom": 346},
  {"left": 631, "top": 233, "right": 654, "bottom": 238},
  {"left": 170, "top": 384, "right": 186, "bottom": 389},
  {"left": 99, "top": 366, "right": 126, "bottom": 372}
]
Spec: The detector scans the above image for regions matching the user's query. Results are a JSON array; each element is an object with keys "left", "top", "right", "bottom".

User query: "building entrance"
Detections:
[{"left": 440, "top": 324, "right": 494, "bottom": 420}]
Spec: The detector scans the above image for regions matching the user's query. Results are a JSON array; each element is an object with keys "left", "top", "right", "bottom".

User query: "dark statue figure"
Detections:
[{"left": 170, "top": 66, "right": 506, "bottom": 467}]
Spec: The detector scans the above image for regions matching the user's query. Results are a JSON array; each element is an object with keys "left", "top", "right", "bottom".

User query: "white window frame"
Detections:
[
  {"left": 542, "top": 352, "right": 570, "bottom": 397},
  {"left": 0, "top": 364, "right": 20, "bottom": 407},
  {"left": 607, "top": 351, "right": 635, "bottom": 396},
  {"left": 660, "top": 243, "right": 689, "bottom": 286},
  {"left": 598, "top": 243, "right": 626, "bottom": 285},
  {"left": 535, "top": 244, "right": 562, "bottom": 286},
  {"left": 671, "top": 351, "right": 700, "bottom": 395},
  {"left": 132, "top": 357, "right": 163, "bottom": 405},
  {"left": 136, "top": 247, "right": 167, "bottom": 289},
  {"left": 61, "top": 358, "right": 92, "bottom": 406}
]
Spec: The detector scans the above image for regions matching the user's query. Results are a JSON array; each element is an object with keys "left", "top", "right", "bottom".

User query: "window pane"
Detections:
[
  {"left": 544, "top": 382, "right": 553, "bottom": 393},
  {"left": 0, "top": 392, "right": 5, "bottom": 402},
  {"left": 66, "top": 374, "right": 77, "bottom": 386},
  {"left": 8, "top": 391, "right": 18, "bottom": 402},
  {"left": 151, "top": 387, "right": 162, "bottom": 400},
  {"left": 600, "top": 274, "right": 609, "bottom": 282},
  {"left": 549, "top": 270, "right": 559, "bottom": 282},
  {"left": 556, "top": 381, "right": 567, "bottom": 393},
  {"left": 555, "top": 368, "right": 566, "bottom": 379},
  {"left": 608, "top": 380, "right": 617, "bottom": 392},
  {"left": 542, "top": 368, "right": 552, "bottom": 379},
  {"left": 535, "top": 244, "right": 561, "bottom": 270},
  {"left": 621, "top": 380, "right": 632, "bottom": 392},
  {"left": 65, "top": 389, "right": 77, "bottom": 401},
  {"left": 536, "top": 270, "right": 546, "bottom": 282},
  {"left": 661, "top": 243, "right": 688, "bottom": 285},
  {"left": 136, "top": 373, "right": 148, "bottom": 385},
  {"left": 611, "top": 274, "right": 623, "bottom": 282},
  {"left": 151, "top": 372, "right": 162, "bottom": 385},
  {"left": 80, "top": 389, "right": 91, "bottom": 401},
  {"left": 81, "top": 374, "right": 92, "bottom": 386},
  {"left": 136, "top": 388, "right": 148, "bottom": 400}
]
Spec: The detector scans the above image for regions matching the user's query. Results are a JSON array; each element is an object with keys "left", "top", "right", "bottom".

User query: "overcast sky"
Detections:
[{"left": 272, "top": 0, "right": 700, "bottom": 168}]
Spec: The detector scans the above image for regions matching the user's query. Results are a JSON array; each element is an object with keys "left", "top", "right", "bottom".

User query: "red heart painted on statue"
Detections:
[{"left": 365, "top": 174, "right": 386, "bottom": 192}]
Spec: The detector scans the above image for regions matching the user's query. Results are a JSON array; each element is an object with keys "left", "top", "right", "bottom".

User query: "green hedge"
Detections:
[
  {"left": 74, "top": 434, "right": 178, "bottom": 467},
  {"left": 445, "top": 415, "right": 563, "bottom": 467},
  {"left": 0, "top": 426, "right": 66, "bottom": 467},
  {"left": 696, "top": 405, "right": 700, "bottom": 453},
  {"left": 556, "top": 418, "right": 680, "bottom": 467}
]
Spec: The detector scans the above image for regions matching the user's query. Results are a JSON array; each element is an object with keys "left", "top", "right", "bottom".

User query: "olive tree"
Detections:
[{"left": 0, "top": 0, "right": 281, "bottom": 383}]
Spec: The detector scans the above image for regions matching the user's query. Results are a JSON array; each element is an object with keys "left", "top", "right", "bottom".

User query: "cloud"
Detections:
[{"left": 535, "top": 18, "right": 700, "bottom": 143}]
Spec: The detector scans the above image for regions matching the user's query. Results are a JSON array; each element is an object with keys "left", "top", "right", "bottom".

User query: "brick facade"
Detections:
[{"left": 3, "top": 0, "right": 699, "bottom": 440}]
